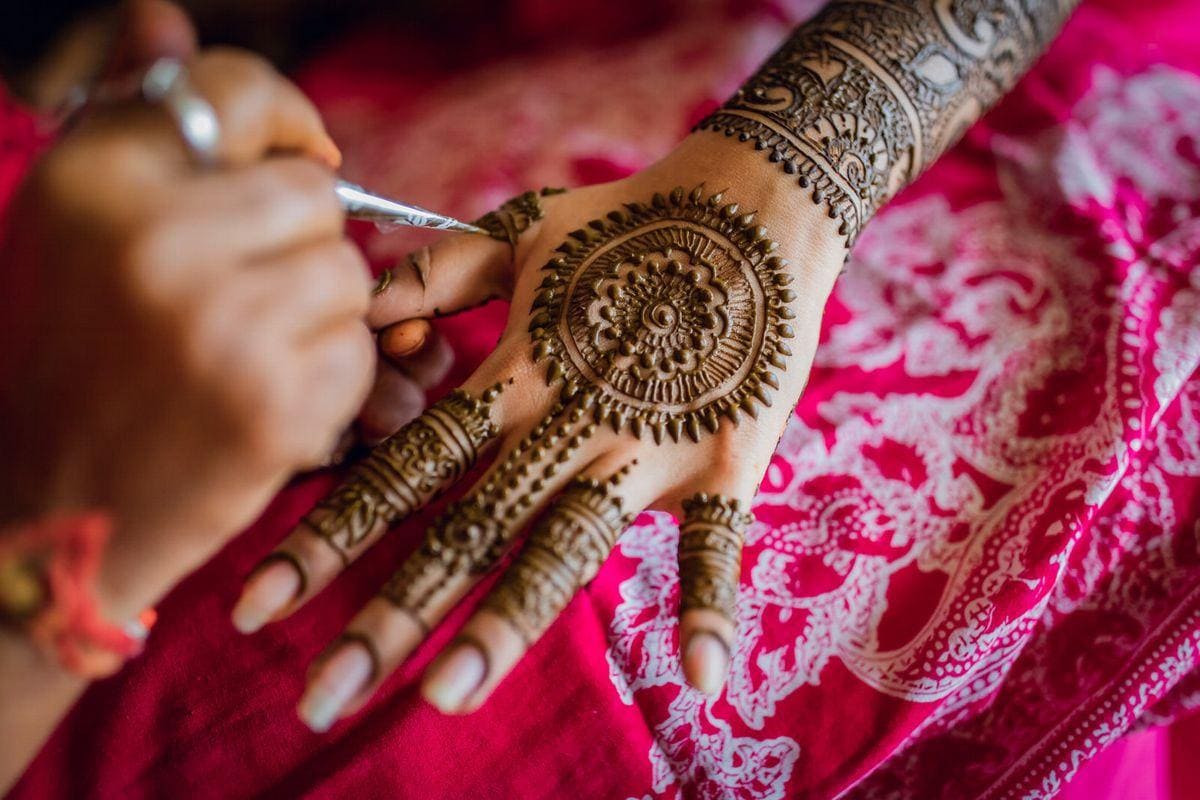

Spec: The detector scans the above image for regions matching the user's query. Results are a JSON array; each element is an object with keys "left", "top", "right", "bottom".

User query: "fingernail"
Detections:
[
  {"left": 684, "top": 632, "right": 730, "bottom": 695},
  {"left": 298, "top": 643, "right": 373, "bottom": 733},
  {"left": 231, "top": 560, "right": 301, "bottom": 634},
  {"left": 423, "top": 641, "right": 487, "bottom": 712},
  {"left": 381, "top": 322, "right": 427, "bottom": 359}
]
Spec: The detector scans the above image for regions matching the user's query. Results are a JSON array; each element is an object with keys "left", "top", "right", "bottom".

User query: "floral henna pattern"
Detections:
[
  {"left": 697, "top": 0, "right": 1078, "bottom": 243},
  {"left": 678, "top": 493, "right": 754, "bottom": 624},
  {"left": 376, "top": 187, "right": 795, "bottom": 630},
  {"left": 303, "top": 387, "right": 502, "bottom": 561},
  {"left": 530, "top": 185, "right": 796, "bottom": 443}
]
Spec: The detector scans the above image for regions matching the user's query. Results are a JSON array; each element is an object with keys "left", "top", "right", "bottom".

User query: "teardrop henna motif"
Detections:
[
  {"left": 678, "top": 493, "right": 754, "bottom": 623},
  {"left": 303, "top": 386, "right": 503, "bottom": 562},
  {"left": 474, "top": 187, "right": 566, "bottom": 246},
  {"left": 530, "top": 186, "right": 795, "bottom": 443}
]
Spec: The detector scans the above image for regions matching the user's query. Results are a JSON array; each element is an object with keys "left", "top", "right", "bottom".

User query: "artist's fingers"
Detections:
[
  {"left": 367, "top": 235, "right": 512, "bottom": 328},
  {"left": 246, "top": 237, "right": 371, "bottom": 339},
  {"left": 161, "top": 157, "right": 344, "bottom": 267},
  {"left": 421, "top": 458, "right": 648, "bottom": 714},
  {"left": 296, "top": 404, "right": 601, "bottom": 731},
  {"left": 677, "top": 493, "right": 755, "bottom": 695},
  {"left": 105, "top": 0, "right": 198, "bottom": 76},
  {"left": 187, "top": 48, "right": 341, "bottom": 168},
  {"left": 230, "top": 384, "right": 507, "bottom": 634}
]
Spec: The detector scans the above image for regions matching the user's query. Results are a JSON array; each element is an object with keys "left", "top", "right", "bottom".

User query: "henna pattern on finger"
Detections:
[
  {"left": 678, "top": 493, "right": 754, "bottom": 624},
  {"left": 482, "top": 466, "right": 635, "bottom": 643},
  {"left": 371, "top": 268, "right": 392, "bottom": 296},
  {"left": 380, "top": 401, "right": 598, "bottom": 618},
  {"left": 376, "top": 187, "right": 793, "bottom": 629},
  {"left": 302, "top": 386, "right": 503, "bottom": 562},
  {"left": 697, "top": 0, "right": 1077, "bottom": 243},
  {"left": 475, "top": 187, "right": 566, "bottom": 247},
  {"left": 531, "top": 185, "right": 795, "bottom": 443}
]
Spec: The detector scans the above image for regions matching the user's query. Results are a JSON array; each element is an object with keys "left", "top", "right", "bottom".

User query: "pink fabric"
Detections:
[{"left": 9, "top": 0, "right": 1200, "bottom": 797}]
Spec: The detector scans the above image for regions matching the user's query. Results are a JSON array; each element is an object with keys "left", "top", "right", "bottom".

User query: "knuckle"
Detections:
[{"left": 117, "top": 217, "right": 184, "bottom": 294}]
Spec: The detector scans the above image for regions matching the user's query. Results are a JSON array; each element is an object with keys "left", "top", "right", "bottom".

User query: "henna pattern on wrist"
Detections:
[
  {"left": 303, "top": 386, "right": 503, "bottom": 562},
  {"left": 697, "top": 0, "right": 1077, "bottom": 243},
  {"left": 475, "top": 187, "right": 566, "bottom": 247},
  {"left": 530, "top": 185, "right": 795, "bottom": 443},
  {"left": 678, "top": 493, "right": 754, "bottom": 624},
  {"left": 483, "top": 466, "right": 634, "bottom": 643}
]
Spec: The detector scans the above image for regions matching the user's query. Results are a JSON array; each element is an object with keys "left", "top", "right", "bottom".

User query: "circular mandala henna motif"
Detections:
[{"left": 529, "top": 186, "right": 797, "bottom": 442}]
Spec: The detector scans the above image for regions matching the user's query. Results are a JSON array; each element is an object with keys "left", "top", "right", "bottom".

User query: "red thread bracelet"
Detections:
[{"left": 0, "top": 512, "right": 155, "bottom": 678}]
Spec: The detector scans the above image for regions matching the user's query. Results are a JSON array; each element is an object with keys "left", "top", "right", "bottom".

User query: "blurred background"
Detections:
[{"left": 0, "top": 0, "right": 683, "bottom": 111}]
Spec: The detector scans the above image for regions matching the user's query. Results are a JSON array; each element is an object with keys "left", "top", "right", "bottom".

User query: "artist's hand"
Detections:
[
  {"left": 234, "top": 133, "right": 846, "bottom": 729},
  {"left": 0, "top": 47, "right": 375, "bottom": 623}
]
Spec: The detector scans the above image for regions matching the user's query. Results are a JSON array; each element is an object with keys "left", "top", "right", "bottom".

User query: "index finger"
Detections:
[{"left": 181, "top": 48, "right": 341, "bottom": 169}]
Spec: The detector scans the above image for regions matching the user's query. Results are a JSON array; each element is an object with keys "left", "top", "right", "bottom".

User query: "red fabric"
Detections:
[{"left": 8, "top": 0, "right": 1200, "bottom": 797}]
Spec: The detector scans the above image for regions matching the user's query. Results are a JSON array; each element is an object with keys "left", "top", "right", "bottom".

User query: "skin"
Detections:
[
  {"left": 0, "top": 2, "right": 446, "bottom": 786},
  {"left": 235, "top": 0, "right": 1081, "bottom": 732},
  {"left": 233, "top": 133, "right": 847, "bottom": 728}
]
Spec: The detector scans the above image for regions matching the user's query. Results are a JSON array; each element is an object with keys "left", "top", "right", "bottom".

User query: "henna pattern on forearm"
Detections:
[
  {"left": 698, "top": 0, "right": 1078, "bottom": 243},
  {"left": 483, "top": 467, "right": 634, "bottom": 643},
  {"left": 678, "top": 493, "right": 754, "bottom": 625},
  {"left": 303, "top": 386, "right": 503, "bottom": 562}
]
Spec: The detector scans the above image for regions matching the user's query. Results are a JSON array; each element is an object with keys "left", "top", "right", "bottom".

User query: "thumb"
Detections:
[{"left": 367, "top": 233, "right": 514, "bottom": 329}]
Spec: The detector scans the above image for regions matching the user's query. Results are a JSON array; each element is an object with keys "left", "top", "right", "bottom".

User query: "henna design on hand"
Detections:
[
  {"left": 483, "top": 466, "right": 634, "bottom": 643},
  {"left": 380, "top": 401, "right": 599, "bottom": 618},
  {"left": 678, "top": 493, "right": 754, "bottom": 625},
  {"left": 530, "top": 185, "right": 795, "bottom": 443},
  {"left": 303, "top": 386, "right": 503, "bottom": 562},
  {"left": 697, "top": 0, "right": 1077, "bottom": 242},
  {"left": 374, "top": 188, "right": 794, "bottom": 627},
  {"left": 307, "top": 187, "right": 795, "bottom": 675},
  {"left": 475, "top": 187, "right": 566, "bottom": 246}
]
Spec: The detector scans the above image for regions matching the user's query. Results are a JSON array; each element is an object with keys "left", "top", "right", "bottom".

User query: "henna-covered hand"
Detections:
[
  {"left": 230, "top": 141, "right": 845, "bottom": 727},
  {"left": 232, "top": 0, "right": 1077, "bottom": 729}
]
